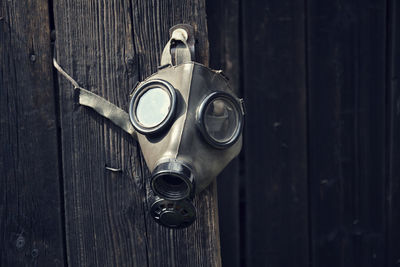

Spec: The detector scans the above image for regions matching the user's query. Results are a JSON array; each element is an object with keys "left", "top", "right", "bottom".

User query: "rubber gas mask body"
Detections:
[
  {"left": 128, "top": 26, "right": 244, "bottom": 228},
  {"left": 53, "top": 24, "right": 244, "bottom": 228}
]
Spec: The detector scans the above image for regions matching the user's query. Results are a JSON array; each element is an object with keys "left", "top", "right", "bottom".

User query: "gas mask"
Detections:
[{"left": 53, "top": 24, "right": 244, "bottom": 228}]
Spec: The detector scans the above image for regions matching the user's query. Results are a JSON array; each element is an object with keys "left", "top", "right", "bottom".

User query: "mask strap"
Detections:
[
  {"left": 53, "top": 59, "right": 137, "bottom": 139},
  {"left": 160, "top": 28, "right": 193, "bottom": 66}
]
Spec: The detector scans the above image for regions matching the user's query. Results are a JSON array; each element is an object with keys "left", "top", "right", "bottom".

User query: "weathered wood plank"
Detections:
[
  {"left": 0, "top": 0, "right": 66, "bottom": 266},
  {"left": 131, "top": 2, "right": 220, "bottom": 267},
  {"left": 53, "top": 1, "right": 151, "bottom": 266},
  {"left": 307, "top": 0, "right": 387, "bottom": 266},
  {"left": 53, "top": 0, "right": 220, "bottom": 266},
  {"left": 241, "top": 1, "right": 309, "bottom": 266},
  {"left": 207, "top": 0, "right": 241, "bottom": 266},
  {"left": 387, "top": 0, "right": 400, "bottom": 265}
]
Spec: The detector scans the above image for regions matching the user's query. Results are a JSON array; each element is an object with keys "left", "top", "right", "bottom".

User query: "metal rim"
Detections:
[
  {"left": 151, "top": 161, "right": 194, "bottom": 201},
  {"left": 196, "top": 91, "right": 243, "bottom": 149},
  {"left": 129, "top": 79, "right": 177, "bottom": 135}
]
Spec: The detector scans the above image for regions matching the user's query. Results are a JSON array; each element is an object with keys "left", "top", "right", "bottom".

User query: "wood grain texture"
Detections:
[
  {"left": 206, "top": 0, "right": 242, "bottom": 266},
  {"left": 0, "top": 0, "right": 65, "bottom": 266},
  {"left": 53, "top": 0, "right": 220, "bottom": 266},
  {"left": 387, "top": 0, "right": 400, "bottom": 265},
  {"left": 241, "top": 1, "right": 309, "bottom": 266},
  {"left": 307, "top": 0, "right": 387, "bottom": 266}
]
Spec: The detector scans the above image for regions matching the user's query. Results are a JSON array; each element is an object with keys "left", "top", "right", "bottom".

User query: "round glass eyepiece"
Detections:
[
  {"left": 129, "top": 79, "right": 176, "bottom": 135},
  {"left": 204, "top": 98, "right": 238, "bottom": 142},
  {"left": 136, "top": 87, "right": 171, "bottom": 127},
  {"left": 197, "top": 91, "right": 243, "bottom": 148}
]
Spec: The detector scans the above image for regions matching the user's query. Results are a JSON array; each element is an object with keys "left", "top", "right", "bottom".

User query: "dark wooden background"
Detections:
[
  {"left": 209, "top": 0, "right": 400, "bottom": 266},
  {"left": 1, "top": 0, "right": 400, "bottom": 266}
]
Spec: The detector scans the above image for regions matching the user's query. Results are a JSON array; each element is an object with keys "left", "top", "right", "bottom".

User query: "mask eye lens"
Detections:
[
  {"left": 129, "top": 80, "right": 177, "bottom": 135},
  {"left": 204, "top": 98, "right": 238, "bottom": 143},
  {"left": 197, "top": 91, "right": 244, "bottom": 148},
  {"left": 136, "top": 87, "right": 171, "bottom": 128}
]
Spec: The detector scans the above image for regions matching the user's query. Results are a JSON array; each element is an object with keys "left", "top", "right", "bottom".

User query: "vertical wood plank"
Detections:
[
  {"left": 0, "top": 0, "right": 66, "bottom": 266},
  {"left": 387, "top": 0, "right": 400, "bottom": 265},
  {"left": 130, "top": 1, "right": 221, "bottom": 267},
  {"left": 241, "top": 1, "right": 309, "bottom": 266},
  {"left": 307, "top": 0, "right": 387, "bottom": 266},
  {"left": 207, "top": 0, "right": 242, "bottom": 266},
  {"left": 53, "top": 0, "right": 220, "bottom": 266},
  {"left": 53, "top": 1, "right": 148, "bottom": 265}
]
